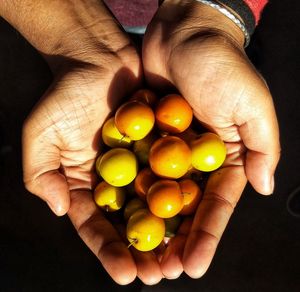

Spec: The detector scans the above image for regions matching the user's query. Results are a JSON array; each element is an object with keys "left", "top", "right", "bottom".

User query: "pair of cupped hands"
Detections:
[{"left": 22, "top": 1, "right": 280, "bottom": 285}]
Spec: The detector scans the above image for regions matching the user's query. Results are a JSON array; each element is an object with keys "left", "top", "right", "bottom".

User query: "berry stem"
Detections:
[
  {"left": 127, "top": 238, "right": 138, "bottom": 248},
  {"left": 119, "top": 135, "right": 127, "bottom": 142}
]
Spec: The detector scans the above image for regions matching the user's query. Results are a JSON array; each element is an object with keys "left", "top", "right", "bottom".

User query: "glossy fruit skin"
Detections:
[
  {"left": 133, "top": 132, "right": 157, "bottom": 165},
  {"left": 130, "top": 89, "right": 158, "bottom": 106},
  {"left": 149, "top": 136, "right": 192, "bottom": 179},
  {"left": 134, "top": 167, "right": 158, "bottom": 200},
  {"left": 124, "top": 198, "right": 146, "bottom": 221},
  {"left": 95, "top": 154, "right": 103, "bottom": 177},
  {"left": 94, "top": 181, "right": 125, "bottom": 212},
  {"left": 147, "top": 180, "right": 184, "bottom": 218},
  {"left": 98, "top": 148, "right": 138, "bottom": 187},
  {"left": 127, "top": 209, "right": 165, "bottom": 252},
  {"left": 115, "top": 101, "right": 155, "bottom": 141},
  {"left": 179, "top": 179, "right": 202, "bottom": 215},
  {"left": 191, "top": 132, "right": 226, "bottom": 172},
  {"left": 155, "top": 94, "right": 193, "bottom": 133},
  {"left": 101, "top": 117, "right": 132, "bottom": 148}
]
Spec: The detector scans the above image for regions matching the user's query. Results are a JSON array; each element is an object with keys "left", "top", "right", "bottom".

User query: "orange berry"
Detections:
[
  {"left": 155, "top": 94, "right": 193, "bottom": 133},
  {"left": 179, "top": 179, "right": 202, "bottom": 215},
  {"left": 115, "top": 101, "right": 155, "bottom": 141},
  {"left": 147, "top": 180, "right": 184, "bottom": 218},
  {"left": 134, "top": 167, "right": 158, "bottom": 200},
  {"left": 101, "top": 117, "right": 132, "bottom": 148},
  {"left": 149, "top": 136, "right": 191, "bottom": 179},
  {"left": 191, "top": 132, "right": 226, "bottom": 171}
]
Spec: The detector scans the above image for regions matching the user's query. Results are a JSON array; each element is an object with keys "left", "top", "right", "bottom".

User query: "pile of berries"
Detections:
[{"left": 94, "top": 89, "right": 226, "bottom": 251}]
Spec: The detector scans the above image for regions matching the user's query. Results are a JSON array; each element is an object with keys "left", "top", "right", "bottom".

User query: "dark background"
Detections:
[{"left": 0, "top": 1, "right": 300, "bottom": 291}]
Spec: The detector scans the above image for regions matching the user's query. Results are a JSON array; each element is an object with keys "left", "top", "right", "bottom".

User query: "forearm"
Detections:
[{"left": 0, "top": 0, "right": 129, "bottom": 65}]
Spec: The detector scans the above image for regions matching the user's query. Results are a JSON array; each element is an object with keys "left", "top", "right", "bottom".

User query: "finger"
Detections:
[
  {"left": 63, "top": 165, "right": 98, "bottom": 190},
  {"left": 203, "top": 92, "right": 280, "bottom": 196},
  {"left": 154, "top": 241, "right": 167, "bottom": 263},
  {"left": 130, "top": 248, "right": 164, "bottom": 285},
  {"left": 239, "top": 114, "right": 280, "bottom": 195},
  {"left": 235, "top": 89, "right": 281, "bottom": 195},
  {"left": 160, "top": 218, "right": 192, "bottom": 279},
  {"left": 68, "top": 190, "right": 137, "bottom": 285},
  {"left": 114, "top": 224, "right": 164, "bottom": 285},
  {"left": 183, "top": 166, "right": 247, "bottom": 278},
  {"left": 22, "top": 126, "right": 69, "bottom": 215}
]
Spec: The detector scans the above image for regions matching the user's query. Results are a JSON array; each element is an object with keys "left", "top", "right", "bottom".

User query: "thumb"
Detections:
[
  {"left": 239, "top": 116, "right": 280, "bottom": 195},
  {"left": 237, "top": 91, "right": 281, "bottom": 195},
  {"left": 22, "top": 125, "right": 70, "bottom": 216}
]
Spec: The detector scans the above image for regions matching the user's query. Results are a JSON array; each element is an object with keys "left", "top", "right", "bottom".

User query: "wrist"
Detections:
[
  {"left": 0, "top": 0, "right": 133, "bottom": 70},
  {"left": 153, "top": 0, "right": 245, "bottom": 49}
]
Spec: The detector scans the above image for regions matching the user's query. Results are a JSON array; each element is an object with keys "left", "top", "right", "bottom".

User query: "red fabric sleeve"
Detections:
[
  {"left": 103, "top": 0, "right": 158, "bottom": 27},
  {"left": 243, "top": 0, "right": 268, "bottom": 24}
]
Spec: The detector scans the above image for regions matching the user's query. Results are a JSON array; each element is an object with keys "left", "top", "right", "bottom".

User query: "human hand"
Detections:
[
  {"left": 143, "top": 0, "right": 280, "bottom": 279},
  {"left": 1, "top": 0, "right": 164, "bottom": 285}
]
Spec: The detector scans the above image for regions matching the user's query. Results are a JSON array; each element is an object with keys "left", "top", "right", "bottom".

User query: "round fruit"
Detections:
[
  {"left": 130, "top": 89, "right": 158, "bottom": 106},
  {"left": 115, "top": 101, "right": 155, "bottom": 141},
  {"left": 179, "top": 179, "right": 202, "bottom": 215},
  {"left": 191, "top": 133, "right": 226, "bottom": 172},
  {"left": 134, "top": 167, "right": 158, "bottom": 200},
  {"left": 95, "top": 154, "right": 103, "bottom": 177},
  {"left": 98, "top": 148, "right": 138, "bottom": 187},
  {"left": 155, "top": 94, "right": 193, "bottom": 133},
  {"left": 149, "top": 136, "right": 191, "bottom": 179},
  {"left": 164, "top": 215, "right": 182, "bottom": 238},
  {"left": 147, "top": 180, "right": 184, "bottom": 218},
  {"left": 133, "top": 132, "right": 157, "bottom": 165},
  {"left": 127, "top": 209, "right": 165, "bottom": 251},
  {"left": 94, "top": 181, "right": 125, "bottom": 212},
  {"left": 101, "top": 117, "right": 132, "bottom": 148},
  {"left": 124, "top": 198, "right": 146, "bottom": 221}
]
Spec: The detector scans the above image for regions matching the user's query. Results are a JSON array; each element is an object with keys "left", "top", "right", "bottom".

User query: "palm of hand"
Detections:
[
  {"left": 23, "top": 57, "right": 166, "bottom": 284},
  {"left": 24, "top": 64, "right": 136, "bottom": 206}
]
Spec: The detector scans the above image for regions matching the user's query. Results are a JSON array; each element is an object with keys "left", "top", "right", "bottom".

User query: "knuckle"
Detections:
[
  {"left": 23, "top": 173, "right": 42, "bottom": 197},
  {"left": 23, "top": 177, "right": 36, "bottom": 194}
]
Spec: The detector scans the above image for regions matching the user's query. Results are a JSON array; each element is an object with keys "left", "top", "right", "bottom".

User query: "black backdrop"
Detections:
[{"left": 0, "top": 1, "right": 300, "bottom": 291}]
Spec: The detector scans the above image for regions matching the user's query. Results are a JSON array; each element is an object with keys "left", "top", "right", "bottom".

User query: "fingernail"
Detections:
[
  {"left": 263, "top": 175, "right": 274, "bottom": 195},
  {"left": 46, "top": 200, "right": 63, "bottom": 216},
  {"left": 55, "top": 203, "right": 64, "bottom": 215}
]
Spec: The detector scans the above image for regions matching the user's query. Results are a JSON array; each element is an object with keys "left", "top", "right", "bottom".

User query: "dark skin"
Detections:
[
  {"left": 143, "top": 1, "right": 280, "bottom": 278},
  {"left": 1, "top": 0, "right": 280, "bottom": 285}
]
